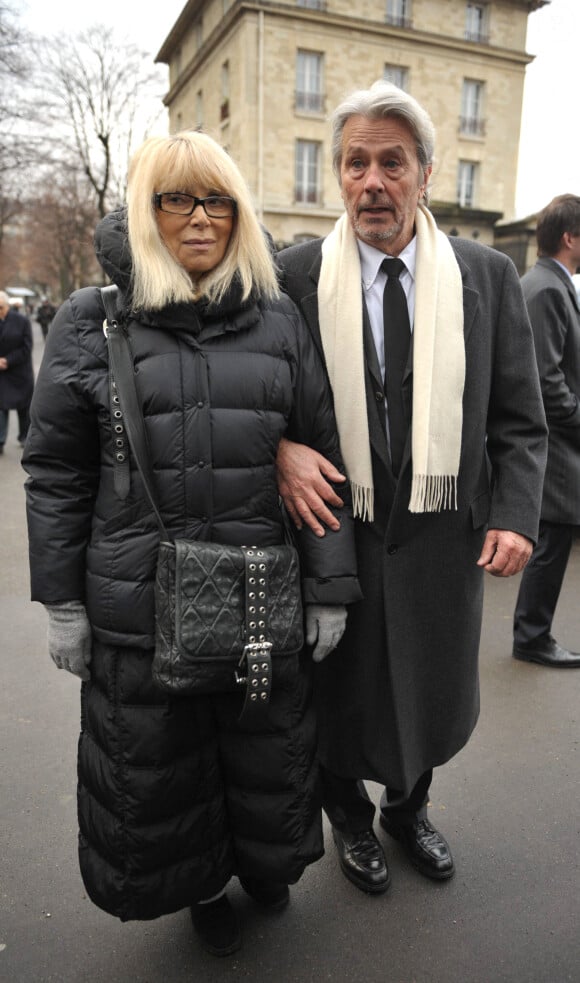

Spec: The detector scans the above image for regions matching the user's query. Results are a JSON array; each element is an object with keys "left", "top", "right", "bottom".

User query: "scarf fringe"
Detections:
[
  {"left": 351, "top": 483, "right": 374, "bottom": 522},
  {"left": 409, "top": 474, "right": 458, "bottom": 514}
]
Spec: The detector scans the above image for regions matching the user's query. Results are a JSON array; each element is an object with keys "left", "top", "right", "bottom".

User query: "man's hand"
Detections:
[
  {"left": 276, "top": 437, "right": 346, "bottom": 537},
  {"left": 0, "top": 357, "right": 8, "bottom": 370},
  {"left": 477, "top": 529, "right": 533, "bottom": 577}
]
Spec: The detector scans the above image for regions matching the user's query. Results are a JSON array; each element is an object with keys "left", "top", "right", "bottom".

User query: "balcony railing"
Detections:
[
  {"left": 295, "top": 187, "right": 320, "bottom": 204},
  {"left": 464, "top": 30, "right": 489, "bottom": 43},
  {"left": 459, "top": 116, "right": 485, "bottom": 137},
  {"left": 385, "top": 15, "right": 412, "bottom": 28},
  {"left": 295, "top": 91, "right": 324, "bottom": 113}
]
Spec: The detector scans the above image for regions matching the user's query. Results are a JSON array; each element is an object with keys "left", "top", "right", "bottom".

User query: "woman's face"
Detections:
[{"left": 155, "top": 188, "right": 234, "bottom": 276}]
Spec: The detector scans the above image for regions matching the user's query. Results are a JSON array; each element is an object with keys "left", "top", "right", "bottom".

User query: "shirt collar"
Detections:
[
  {"left": 551, "top": 258, "right": 574, "bottom": 282},
  {"left": 358, "top": 235, "right": 417, "bottom": 289}
]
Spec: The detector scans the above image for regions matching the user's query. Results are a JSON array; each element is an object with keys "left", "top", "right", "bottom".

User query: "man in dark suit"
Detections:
[
  {"left": 512, "top": 195, "right": 580, "bottom": 668},
  {"left": 276, "top": 81, "right": 548, "bottom": 894}
]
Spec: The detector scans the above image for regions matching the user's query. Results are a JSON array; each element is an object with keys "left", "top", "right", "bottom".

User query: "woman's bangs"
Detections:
[{"left": 154, "top": 139, "right": 232, "bottom": 196}]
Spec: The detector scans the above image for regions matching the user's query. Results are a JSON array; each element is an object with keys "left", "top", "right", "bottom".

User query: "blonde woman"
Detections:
[{"left": 23, "top": 132, "right": 360, "bottom": 956}]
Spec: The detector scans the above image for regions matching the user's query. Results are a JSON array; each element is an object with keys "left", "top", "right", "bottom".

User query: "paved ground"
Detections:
[{"left": 1, "top": 322, "right": 579, "bottom": 982}]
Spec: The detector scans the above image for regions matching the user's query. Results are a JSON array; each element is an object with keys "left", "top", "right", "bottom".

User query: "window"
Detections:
[
  {"left": 297, "top": 0, "right": 325, "bottom": 9},
  {"left": 221, "top": 62, "right": 230, "bottom": 121},
  {"left": 295, "top": 140, "right": 321, "bottom": 204},
  {"left": 296, "top": 51, "right": 324, "bottom": 113},
  {"left": 457, "top": 161, "right": 478, "bottom": 207},
  {"left": 383, "top": 64, "right": 408, "bottom": 90},
  {"left": 465, "top": 3, "right": 488, "bottom": 43},
  {"left": 386, "top": 0, "right": 411, "bottom": 28},
  {"left": 460, "top": 80, "right": 485, "bottom": 136},
  {"left": 195, "top": 90, "right": 203, "bottom": 130}
]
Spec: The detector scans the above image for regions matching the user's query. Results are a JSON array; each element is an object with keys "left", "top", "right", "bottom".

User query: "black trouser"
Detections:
[
  {"left": 321, "top": 765, "right": 433, "bottom": 834},
  {"left": 513, "top": 520, "right": 575, "bottom": 646},
  {"left": 0, "top": 406, "right": 30, "bottom": 446}
]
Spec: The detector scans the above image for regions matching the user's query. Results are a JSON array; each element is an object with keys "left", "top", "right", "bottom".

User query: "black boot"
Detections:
[{"left": 190, "top": 894, "right": 241, "bottom": 956}]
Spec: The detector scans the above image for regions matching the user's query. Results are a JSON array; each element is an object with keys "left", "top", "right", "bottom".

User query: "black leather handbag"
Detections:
[{"left": 102, "top": 286, "right": 304, "bottom": 724}]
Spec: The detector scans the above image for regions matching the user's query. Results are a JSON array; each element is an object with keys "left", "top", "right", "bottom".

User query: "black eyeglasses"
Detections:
[{"left": 153, "top": 192, "right": 237, "bottom": 218}]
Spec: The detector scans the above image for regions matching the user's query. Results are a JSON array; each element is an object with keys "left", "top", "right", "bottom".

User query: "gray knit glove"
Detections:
[
  {"left": 45, "top": 601, "right": 92, "bottom": 681},
  {"left": 305, "top": 604, "right": 348, "bottom": 663}
]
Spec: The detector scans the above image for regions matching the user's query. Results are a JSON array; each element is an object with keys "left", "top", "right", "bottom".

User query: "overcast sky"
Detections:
[{"left": 19, "top": 0, "right": 575, "bottom": 220}]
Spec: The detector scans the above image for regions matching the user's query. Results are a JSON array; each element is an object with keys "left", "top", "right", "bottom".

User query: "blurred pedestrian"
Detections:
[
  {"left": 35, "top": 297, "right": 57, "bottom": 341},
  {"left": 0, "top": 290, "right": 34, "bottom": 454},
  {"left": 513, "top": 194, "right": 580, "bottom": 667}
]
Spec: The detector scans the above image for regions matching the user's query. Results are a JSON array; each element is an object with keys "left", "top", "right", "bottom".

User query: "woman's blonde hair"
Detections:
[{"left": 127, "top": 130, "right": 279, "bottom": 309}]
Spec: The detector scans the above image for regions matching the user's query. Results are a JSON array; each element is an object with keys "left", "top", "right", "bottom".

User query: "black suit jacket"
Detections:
[{"left": 521, "top": 257, "right": 580, "bottom": 524}]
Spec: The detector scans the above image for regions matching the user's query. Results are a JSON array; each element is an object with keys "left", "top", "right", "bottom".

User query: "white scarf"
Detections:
[{"left": 318, "top": 203, "right": 465, "bottom": 519}]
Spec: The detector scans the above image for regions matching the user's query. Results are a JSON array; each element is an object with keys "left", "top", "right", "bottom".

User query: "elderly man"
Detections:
[
  {"left": 276, "top": 81, "right": 548, "bottom": 893},
  {"left": 512, "top": 194, "right": 580, "bottom": 668},
  {"left": 0, "top": 291, "right": 34, "bottom": 453}
]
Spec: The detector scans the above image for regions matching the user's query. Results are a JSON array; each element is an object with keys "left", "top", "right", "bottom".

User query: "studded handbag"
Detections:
[{"left": 101, "top": 286, "right": 304, "bottom": 724}]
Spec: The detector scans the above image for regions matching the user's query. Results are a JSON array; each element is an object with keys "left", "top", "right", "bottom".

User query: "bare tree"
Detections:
[
  {"left": 37, "top": 24, "right": 167, "bottom": 218},
  {"left": 23, "top": 166, "right": 102, "bottom": 300},
  {"left": 0, "top": 2, "right": 35, "bottom": 250}
]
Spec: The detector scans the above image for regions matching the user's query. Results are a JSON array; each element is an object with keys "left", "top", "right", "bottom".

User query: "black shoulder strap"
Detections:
[{"left": 101, "top": 286, "right": 170, "bottom": 542}]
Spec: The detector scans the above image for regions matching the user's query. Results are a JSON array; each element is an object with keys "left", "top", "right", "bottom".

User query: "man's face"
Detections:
[
  {"left": 339, "top": 114, "right": 431, "bottom": 255},
  {"left": 0, "top": 301, "right": 9, "bottom": 319}
]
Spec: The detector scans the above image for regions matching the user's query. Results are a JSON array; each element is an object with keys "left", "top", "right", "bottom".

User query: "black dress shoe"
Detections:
[
  {"left": 190, "top": 894, "right": 242, "bottom": 956},
  {"left": 332, "top": 827, "right": 390, "bottom": 893},
  {"left": 380, "top": 815, "right": 455, "bottom": 880},
  {"left": 513, "top": 636, "right": 580, "bottom": 668},
  {"left": 239, "top": 877, "right": 290, "bottom": 910}
]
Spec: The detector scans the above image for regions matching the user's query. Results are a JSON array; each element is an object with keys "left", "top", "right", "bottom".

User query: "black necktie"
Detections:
[{"left": 381, "top": 257, "right": 410, "bottom": 476}]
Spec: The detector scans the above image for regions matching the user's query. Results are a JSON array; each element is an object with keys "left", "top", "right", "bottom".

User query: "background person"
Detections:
[
  {"left": 0, "top": 290, "right": 34, "bottom": 454},
  {"left": 276, "top": 81, "right": 548, "bottom": 895},
  {"left": 35, "top": 297, "right": 57, "bottom": 341},
  {"left": 23, "top": 130, "right": 360, "bottom": 957},
  {"left": 512, "top": 194, "right": 580, "bottom": 667}
]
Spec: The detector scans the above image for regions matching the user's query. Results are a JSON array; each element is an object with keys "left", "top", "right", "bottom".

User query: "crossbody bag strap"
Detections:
[
  {"left": 236, "top": 547, "right": 273, "bottom": 728},
  {"left": 101, "top": 285, "right": 170, "bottom": 542}
]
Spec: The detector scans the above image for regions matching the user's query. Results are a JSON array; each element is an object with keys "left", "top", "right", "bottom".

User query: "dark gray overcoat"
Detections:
[
  {"left": 0, "top": 307, "right": 34, "bottom": 410},
  {"left": 278, "top": 235, "right": 548, "bottom": 795},
  {"left": 521, "top": 257, "right": 580, "bottom": 525}
]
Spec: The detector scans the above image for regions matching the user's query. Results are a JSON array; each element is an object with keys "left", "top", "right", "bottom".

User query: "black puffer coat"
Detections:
[{"left": 24, "top": 211, "right": 361, "bottom": 921}]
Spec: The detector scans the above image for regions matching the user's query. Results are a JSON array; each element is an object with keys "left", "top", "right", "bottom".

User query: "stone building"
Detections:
[{"left": 156, "top": 0, "right": 547, "bottom": 249}]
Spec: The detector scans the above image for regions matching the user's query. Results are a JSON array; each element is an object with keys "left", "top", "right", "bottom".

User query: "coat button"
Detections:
[
  {"left": 375, "top": 390, "right": 384, "bottom": 401},
  {"left": 387, "top": 543, "right": 399, "bottom": 555}
]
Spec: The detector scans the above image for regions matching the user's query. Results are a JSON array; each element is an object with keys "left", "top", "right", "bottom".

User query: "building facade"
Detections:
[{"left": 157, "top": 0, "right": 547, "bottom": 248}]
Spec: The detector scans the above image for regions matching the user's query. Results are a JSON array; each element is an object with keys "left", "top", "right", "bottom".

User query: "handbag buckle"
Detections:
[{"left": 235, "top": 641, "right": 273, "bottom": 685}]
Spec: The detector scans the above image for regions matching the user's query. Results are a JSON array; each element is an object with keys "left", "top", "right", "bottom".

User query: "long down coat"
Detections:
[
  {"left": 278, "top": 235, "right": 548, "bottom": 796},
  {"left": 23, "top": 211, "right": 361, "bottom": 921}
]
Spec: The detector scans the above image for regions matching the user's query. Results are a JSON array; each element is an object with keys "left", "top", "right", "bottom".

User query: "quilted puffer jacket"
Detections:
[
  {"left": 23, "top": 211, "right": 361, "bottom": 921},
  {"left": 25, "top": 211, "right": 360, "bottom": 639}
]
